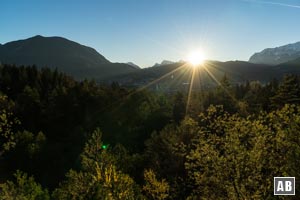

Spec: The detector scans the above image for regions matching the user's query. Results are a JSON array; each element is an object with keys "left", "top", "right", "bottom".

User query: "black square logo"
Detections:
[{"left": 274, "top": 177, "right": 295, "bottom": 195}]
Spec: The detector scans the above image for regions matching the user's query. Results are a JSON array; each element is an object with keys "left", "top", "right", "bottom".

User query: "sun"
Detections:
[{"left": 187, "top": 50, "right": 206, "bottom": 67}]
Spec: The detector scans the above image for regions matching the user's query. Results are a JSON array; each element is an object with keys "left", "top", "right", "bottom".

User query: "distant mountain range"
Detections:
[
  {"left": 152, "top": 60, "right": 175, "bottom": 67},
  {"left": 1, "top": 35, "right": 300, "bottom": 87},
  {"left": 0, "top": 35, "right": 140, "bottom": 80},
  {"left": 111, "top": 59, "right": 300, "bottom": 90},
  {"left": 249, "top": 41, "right": 300, "bottom": 65}
]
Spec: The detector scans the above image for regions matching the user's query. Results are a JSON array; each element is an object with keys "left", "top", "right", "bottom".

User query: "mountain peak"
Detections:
[
  {"left": 161, "top": 60, "right": 174, "bottom": 65},
  {"left": 0, "top": 35, "right": 139, "bottom": 80},
  {"left": 126, "top": 62, "right": 140, "bottom": 69},
  {"left": 0, "top": 35, "right": 110, "bottom": 64},
  {"left": 153, "top": 60, "right": 175, "bottom": 67},
  {"left": 32, "top": 35, "right": 44, "bottom": 38},
  {"left": 249, "top": 41, "right": 300, "bottom": 65}
]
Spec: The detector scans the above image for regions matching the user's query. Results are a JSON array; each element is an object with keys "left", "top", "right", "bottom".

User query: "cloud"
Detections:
[{"left": 243, "top": 0, "right": 300, "bottom": 9}]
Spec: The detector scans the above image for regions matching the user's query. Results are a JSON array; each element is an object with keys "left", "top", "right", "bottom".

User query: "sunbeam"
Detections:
[
  {"left": 205, "top": 61, "right": 244, "bottom": 82},
  {"left": 202, "top": 64, "right": 239, "bottom": 104},
  {"left": 186, "top": 66, "right": 197, "bottom": 115},
  {"left": 135, "top": 63, "right": 189, "bottom": 93},
  {"left": 157, "top": 64, "right": 191, "bottom": 92},
  {"left": 95, "top": 62, "right": 191, "bottom": 118}
]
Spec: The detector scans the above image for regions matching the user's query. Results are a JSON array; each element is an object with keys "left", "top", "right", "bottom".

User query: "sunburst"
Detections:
[{"left": 187, "top": 50, "right": 206, "bottom": 67}]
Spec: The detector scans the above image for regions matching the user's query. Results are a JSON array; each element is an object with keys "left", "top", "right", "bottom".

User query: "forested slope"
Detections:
[{"left": 1, "top": 64, "right": 300, "bottom": 199}]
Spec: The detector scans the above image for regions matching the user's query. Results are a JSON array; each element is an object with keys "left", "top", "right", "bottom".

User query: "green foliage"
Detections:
[
  {"left": 51, "top": 169, "right": 93, "bottom": 200},
  {"left": 143, "top": 169, "right": 169, "bottom": 200},
  {"left": 0, "top": 170, "right": 49, "bottom": 200},
  {"left": 144, "top": 119, "right": 199, "bottom": 199},
  {"left": 0, "top": 94, "right": 19, "bottom": 155},
  {"left": 53, "top": 128, "right": 141, "bottom": 200},
  {"left": 92, "top": 163, "right": 138, "bottom": 199},
  {"left": 172, "top": 92, "right": 186, "bottom": 124},
  {"left": 14, "top": 131, "right": 46, "bottom": 158},
  {"left": 6, "top": 130, "right": 47, "bottom": 176},
  {"left": 185, "top": 104, "right": 300, "bottom": 199},
  {"left": 80, "top": 128, "right": 109, "bottom": 169}
]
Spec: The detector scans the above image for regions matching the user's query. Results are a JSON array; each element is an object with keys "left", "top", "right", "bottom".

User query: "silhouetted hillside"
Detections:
[
  {"left": 273, "top": 57, "right": 300, "bottom": 74},
  {"left": 0, "top": 35, "right": 140, "bottom": 80}
]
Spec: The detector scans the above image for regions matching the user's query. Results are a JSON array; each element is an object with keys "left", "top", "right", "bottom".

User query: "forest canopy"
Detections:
[{"left": 1, "top": 64, "right": 300, "bottom": 199}]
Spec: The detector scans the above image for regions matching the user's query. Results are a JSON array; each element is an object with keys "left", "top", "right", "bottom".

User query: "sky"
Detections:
[{"left": 1, "top": 0, "right": 300, "bottom": 68}]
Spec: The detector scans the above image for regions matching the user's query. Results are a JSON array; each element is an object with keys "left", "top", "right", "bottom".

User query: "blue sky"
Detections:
[{"left": 1, "top": 0, "right": 300, "bottom": 67}]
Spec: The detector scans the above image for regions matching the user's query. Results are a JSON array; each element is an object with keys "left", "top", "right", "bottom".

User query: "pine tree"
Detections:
[
  {"left": 172, "top": 92, "right": 185, "bottom": 124},
  {"left": 271, "top": 74, "right": 300, "bottom": 108}
]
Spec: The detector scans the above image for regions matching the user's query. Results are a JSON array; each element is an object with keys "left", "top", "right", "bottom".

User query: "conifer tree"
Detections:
[{"left": 271, "top": 74, "right": 300, "bottom": 107}]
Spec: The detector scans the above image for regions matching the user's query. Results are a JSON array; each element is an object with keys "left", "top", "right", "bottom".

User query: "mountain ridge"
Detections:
[
  {"left": 126, "top": 62, "right": 140, "bottom": 69},
  {"left": 249, "top": 41, "right": 300, "bottom": 65},
  {"left": 152, "top": 60, "right": 175, "bottom": 67},
  {"left": 110, "top": 59, "right": 300, "bottom": 90},
  {"left": 0, "top": 35, "right": 139, "bottom": 80}
]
